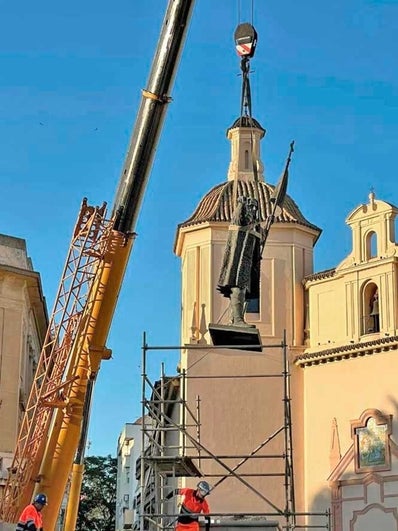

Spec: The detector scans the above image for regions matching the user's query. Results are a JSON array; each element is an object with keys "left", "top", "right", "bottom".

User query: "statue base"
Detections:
[{"left": 208, "top": 323, "right": 262, "bottom": 352}]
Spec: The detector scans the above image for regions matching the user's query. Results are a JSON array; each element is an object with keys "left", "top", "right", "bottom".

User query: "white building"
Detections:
[{"left": 116, "top": 418, "right": 147, "bottom": 531}]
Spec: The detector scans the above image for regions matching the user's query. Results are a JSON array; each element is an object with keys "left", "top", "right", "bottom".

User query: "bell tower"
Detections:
[
  {"left": 305, "top": 191, "right": 398, "bottom": 348},
  {"left": 227, "top": 117, "right": 265, "bottom": 182},
  {"left": 342, "top": 191, "right": 398, "bottom": 265},
  {"left": 173, "top": 22, "right": 321, "bottom": 518}
]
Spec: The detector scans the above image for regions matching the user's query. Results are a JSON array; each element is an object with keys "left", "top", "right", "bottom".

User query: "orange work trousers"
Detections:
[{"left": 176, "top": 521, "right": 199, "bottom": 531}]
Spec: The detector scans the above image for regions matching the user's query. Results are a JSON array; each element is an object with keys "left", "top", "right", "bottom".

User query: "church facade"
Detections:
[
  {"left": 174, "top": 113, "right": 398, "bottom": 530},
  {"left": 298, "top": 193, "right": 398, "bottom": 530}
]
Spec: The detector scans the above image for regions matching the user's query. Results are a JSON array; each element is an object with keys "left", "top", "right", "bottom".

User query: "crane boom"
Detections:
[
  {"left": 0, "top": 1, "right": 196, "bottom": 529},
  {"left": 112, "top": 0, "right": 195, "bottom": 234}
]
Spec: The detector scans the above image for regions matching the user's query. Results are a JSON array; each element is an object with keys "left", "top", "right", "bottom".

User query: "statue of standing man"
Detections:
[
  {"left": 214, "top": 142, "right": 293, "bottom": 339},
  {"left": 217, "top": 196, "right": 262, "bottom": 328}
]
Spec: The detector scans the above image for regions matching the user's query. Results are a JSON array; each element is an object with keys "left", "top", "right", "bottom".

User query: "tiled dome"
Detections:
[
  {"left": 227, "top": 116, "right": 266, "bottom": 136},
  {"left": 177, "top": 179, "right": 320, "bottom": 235}
]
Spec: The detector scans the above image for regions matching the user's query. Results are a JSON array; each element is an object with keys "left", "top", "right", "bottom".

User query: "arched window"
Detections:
[
  {"left": 365, "top": 231, "right": 377, "bottom": 260},
  {"left": 362, "top": 282, "right": 380, "bottom": 334},
  {"left": 244, "top": 149, "right": 249, "bottom": 169}
]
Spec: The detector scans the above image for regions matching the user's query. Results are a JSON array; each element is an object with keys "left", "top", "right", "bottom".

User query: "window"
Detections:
[
  {"left": 246, "top": 297, "right": 259, "bottom": 313},
  {"left": 246, "top": 246, "right": 260, "bottom": 314},
  {"left": 365, "top": 231, "right": 377, "bottom": 260},
  {"left": 244, "top": 149, "right": 249, "bottom": 169},
  {"left": 303, "top": 290, "right": 310, "bottom": 344}
]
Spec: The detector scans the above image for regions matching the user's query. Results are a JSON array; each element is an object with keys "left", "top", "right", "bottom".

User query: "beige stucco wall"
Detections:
[
  {"left": 306, "top": 260, "right": 398, "bottom": 349},
  {"left": 0, "top": 235, "right": 47, "bottom": 499},
  {"left": 302, "top": 352, "right": 398, "bottom": 528},
  {"left": 181, "top": 346, "right": 287, "bottom": 515}
]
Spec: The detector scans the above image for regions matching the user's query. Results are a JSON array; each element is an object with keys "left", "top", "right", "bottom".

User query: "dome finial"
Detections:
[{"left": 369, "top": 187, "right": 376, "bottom": 207}]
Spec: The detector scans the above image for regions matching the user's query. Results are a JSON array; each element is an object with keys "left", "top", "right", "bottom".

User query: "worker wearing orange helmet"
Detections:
[
  {"left": 16, "top": 493, "right": 47, "bottom": 531},
  {"left": 168, "top": 481, "right": 211, "bottom": 531}
]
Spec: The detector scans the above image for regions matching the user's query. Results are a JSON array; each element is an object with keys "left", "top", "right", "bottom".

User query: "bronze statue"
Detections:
[
  {"left": 217, "top": 196, "right": 261, "bottom": 327},
  {"left": 216, "top": 143, "right": 294, "bottom": 330}
]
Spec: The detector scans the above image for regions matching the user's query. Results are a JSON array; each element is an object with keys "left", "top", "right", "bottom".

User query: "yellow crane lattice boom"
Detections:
[{"left": 0, "top": 200, "right": 112, "bottom": 522}]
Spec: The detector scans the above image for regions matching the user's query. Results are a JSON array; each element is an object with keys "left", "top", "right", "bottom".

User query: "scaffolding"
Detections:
[{"left": 138, "top": 333, "right": 331, "bottom": 531}]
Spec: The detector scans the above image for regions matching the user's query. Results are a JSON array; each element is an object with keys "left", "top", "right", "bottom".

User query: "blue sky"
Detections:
[{"left": 1, "top": 0, "right": 397, "bottom": 456}]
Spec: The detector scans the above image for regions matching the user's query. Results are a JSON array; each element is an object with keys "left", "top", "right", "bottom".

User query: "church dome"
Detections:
[
  {"left": 175, "top": 111, "right": 320, "bottom": 251},
  {"left": 177, "top": 179, "right": 321, "bottom": 235}
]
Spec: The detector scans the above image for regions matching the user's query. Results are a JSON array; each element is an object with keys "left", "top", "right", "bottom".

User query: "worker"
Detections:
[
  {"left": 16, "top": 493, "right": 47, "bottom": 531},
  {"left": 168, "top": 481, "right": 211, "bottom": 531}
]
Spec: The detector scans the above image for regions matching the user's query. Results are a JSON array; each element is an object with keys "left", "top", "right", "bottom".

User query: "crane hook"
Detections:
[{"left": 234, "top": 22, "right": 258, "bottom": 58}]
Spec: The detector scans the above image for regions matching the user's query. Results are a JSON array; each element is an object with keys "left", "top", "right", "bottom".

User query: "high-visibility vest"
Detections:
[
  {"left": 16, "top": 503, "right": 43, "bottom": 531},
  {"left": 177, "top": 488, "right": 209, "bottom": 524}
]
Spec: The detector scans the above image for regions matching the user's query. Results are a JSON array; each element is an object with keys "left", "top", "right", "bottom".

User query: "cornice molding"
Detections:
[{"left": 295, "top": 335, "right": 398, "bottom": 367}]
